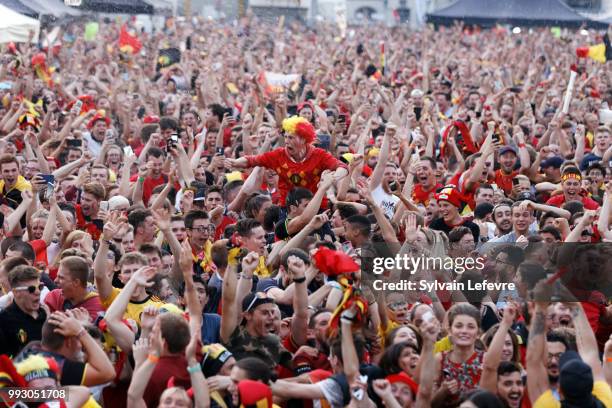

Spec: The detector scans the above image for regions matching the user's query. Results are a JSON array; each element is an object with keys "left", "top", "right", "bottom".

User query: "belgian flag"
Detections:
[
  {"left": 576, "top": 33, "right": 612, "bottom": 63},
  {"left": 118, "top": 24, "right": 142, "bottom": 54},
  {"left": 156, "top": 47, "right": 181, "bottom": 72}
]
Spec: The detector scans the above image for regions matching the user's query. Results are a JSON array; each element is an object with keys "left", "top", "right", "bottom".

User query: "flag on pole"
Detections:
[
  {"left": 576, "top": 33, "right": 612, "bottom": 63},
  {"left": 119, "top": 24, "right": 142, "bottom": 54},
  {"left": 380, "top": 41, "right": 385, "bottom": 76}
]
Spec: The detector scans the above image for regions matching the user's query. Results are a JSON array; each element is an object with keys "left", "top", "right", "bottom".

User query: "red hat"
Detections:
[
  {"left": 312, "top": 247, "right": 360, "bottom": 277},
  {"left": 87, "top": 110, "right": 111, "bottom": 129},
  {"left": 31, "top": 52, "right": 46, "bottom": 67},
  {"left": 238, "top": 380, "right": 273, "bottom": 408},
  {"left": 434, "top": 186, "right": 463, "bottom": 208},
  {"left": 143, "top": 115, "right": 160, "bottom": 124},
  {"left": 386, "top": 372, "right": 418, "bottom": 396}
]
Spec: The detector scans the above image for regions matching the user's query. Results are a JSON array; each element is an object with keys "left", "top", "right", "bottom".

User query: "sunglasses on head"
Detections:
[
  {"left": 245, "top": 292, "right": 270, "bottom": 313},
  {"left": 13, "top": 283, "right": 44, "bottom": 294}
]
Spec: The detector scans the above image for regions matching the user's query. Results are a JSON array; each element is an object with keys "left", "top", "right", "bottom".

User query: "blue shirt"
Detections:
[{"left": 201, "top": 313, "right": 221, "bottom": 345}]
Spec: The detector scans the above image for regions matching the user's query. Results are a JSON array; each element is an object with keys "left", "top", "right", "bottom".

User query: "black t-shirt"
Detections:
[
  {"left": 429, "top": 217, "right": 480, "bottom": 243},
  {"left": 0, "top": 303, "right": 46, "bottom": 358}
]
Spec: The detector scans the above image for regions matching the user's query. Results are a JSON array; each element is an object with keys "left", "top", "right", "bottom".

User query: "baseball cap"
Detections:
[
  {"left": 242, "top": 292, "right": 274, "bottom": 313},
  {"left": 541, "top": 156, "right": 564, "bottom": 169},
  {"left": 194, "top": 189, "right": 206, "bottom": 202},
  {"left": 499, "top": 145, "right": 518, "bottom": 156},
  {"left": 517, "top": 191, "right": 536, "bottom": 202},
  {"left": 559, "top": 351, "right": 596, "bottom": 405}
]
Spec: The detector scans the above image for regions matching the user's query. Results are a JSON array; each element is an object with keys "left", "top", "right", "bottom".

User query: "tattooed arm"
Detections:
[{"left": 526, "top": 281, "right": 551, "bottom": 404}]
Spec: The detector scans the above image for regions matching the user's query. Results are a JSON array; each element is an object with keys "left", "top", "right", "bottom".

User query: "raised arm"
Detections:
[
  {"left": 286, "top": 255, "right": 310, "bottom": 347},
  {"left": 235, "top": 252, "right": 258, "bottom": 319},
  {"left": 220, "top": 259, "right": 239, "bottom": 344},
  {"left": 190, "top": 131, "right": 207, "bottom": 170},
  {"left": 94, "top": 215, "right": 124, "bottom": 302},
  {"left": 480, "top": 303, "right": 517, "bottom": 392},
  {"left": 286, "top": 172, "right": 334, "bottom": 236},
  {"left": 53, "top": 152, "right": 91, "bottom": 180},
  {"left": 567, "top": 301, "right": 604, "bottom": 381},
  {"left": 527, "top": 281, "right": 552, "bottom": 404},
  {"left": 104, "top": 268, "right": 157, "bottom": 353},
  {"left": 179, "top": 239, "right": 204, "bottom": 336},
  {"left": 40, "top": 193, "right": 58, "bottom": 247},
  {"left": 5, "top": 191, "right": 33, "bottom": 234},
  {"left": 466, "top": 126, "right": 494, "bottom": 188},
  {"left": 127, "top": 323, "right": 162, "bottom": 408},
  {"left": 340, "top": 305, "right": 361, "bottom": 384},
  {"left": 369, "top": 126, "right": 392, "bottom": 190},
  {"left": 597, "top": 183, "right": 612, "bottom": 238},
  {"left": 277, "top": 213, "right": 328, "bottom": 261},
  {"left": 227, "top": 166, "right": 264, "bottom": 214},
  {"left": 415, "top": 320, "right": 440, "bottom": 408}
]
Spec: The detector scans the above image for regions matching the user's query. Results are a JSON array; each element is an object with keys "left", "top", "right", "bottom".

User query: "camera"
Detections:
[{"left": 167, "top": 134, "right": 179, "bottom": 153}]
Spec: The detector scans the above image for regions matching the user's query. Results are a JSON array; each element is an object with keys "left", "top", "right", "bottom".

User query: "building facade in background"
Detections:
[{"left": 184, "top": 0, "right": 612, "bottom": 26}]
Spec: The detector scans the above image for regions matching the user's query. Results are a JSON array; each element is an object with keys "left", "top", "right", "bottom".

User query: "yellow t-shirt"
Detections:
[
  {"left": 101, "top": 287, "right": 164, "bottom": 324},
  {"left": 83, "top": 395, "right": 102, "bottom": 408},
  {"left": 534, "top": 380, "right": 612, "bottom": 408}
]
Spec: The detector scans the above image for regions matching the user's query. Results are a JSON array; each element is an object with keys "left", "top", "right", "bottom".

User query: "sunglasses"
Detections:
[
  {"left": 13, "top": 283, "right": 45, "bottom": 294},
  {"left": 245, "top": 292, "right": 270, "bottom": 313}
]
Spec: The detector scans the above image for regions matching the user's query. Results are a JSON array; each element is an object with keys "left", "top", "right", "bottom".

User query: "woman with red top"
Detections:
[{"left": 432, "top": 303, "right": 485, "bottom": 407}]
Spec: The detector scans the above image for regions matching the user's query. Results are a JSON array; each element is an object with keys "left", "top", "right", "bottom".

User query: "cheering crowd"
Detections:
[{"left": 0, "top": 12, "right": 610, "bottom": 408}]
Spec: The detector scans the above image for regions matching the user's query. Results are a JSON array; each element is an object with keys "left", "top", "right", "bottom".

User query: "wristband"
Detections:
[
  {"left": 240, "top": 274, "right": 253, "bottom": 280},
  {"left": 187, "top": 364, "right": 202, "bottom": 374},
  {"left": 147, "top": 354, "right": 160, "bottom": 363},
  {"left": 76, "top": 328, "right": 87, "bottom": 339},
  {"left": 293, "top": 277, "right": 306, "bottom": 284},
  {"left": 606, "top": 357, "right": 612, "bottom": 363},
  {"left": 138, "top": 177, "right": 146, "bottom": 183}
]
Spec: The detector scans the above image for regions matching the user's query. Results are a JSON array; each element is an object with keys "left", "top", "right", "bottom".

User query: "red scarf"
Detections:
[{"left": 440, "top": 121, "right": 479, "bottom": 157}]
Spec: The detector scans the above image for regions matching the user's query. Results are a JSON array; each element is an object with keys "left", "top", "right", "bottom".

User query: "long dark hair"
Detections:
[
  {"left": 481, "top": 323, "right": 520, "bottom": 364},
  {"left": 379, "top": 341, "right": 419, "bottom": 376}
]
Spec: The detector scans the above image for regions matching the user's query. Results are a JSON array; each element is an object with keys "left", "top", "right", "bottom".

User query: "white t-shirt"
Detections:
[
  {"left": 83, "top": 132, "right": 103, "bottom": 158},
  {"left": 371, "top": 185, "right": 399, "bottom": 219}
]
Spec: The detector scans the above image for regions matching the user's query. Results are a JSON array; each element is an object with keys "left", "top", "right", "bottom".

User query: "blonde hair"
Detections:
[
  {"left": 52, "top": 230, "right": 88, "bottom": 267},
  {"left": 159, "top": 387, "right": 191, "bottom": 407}
]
